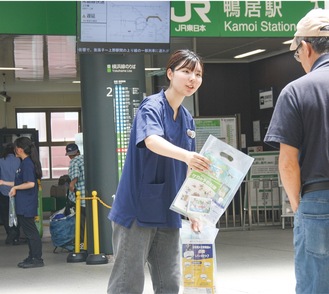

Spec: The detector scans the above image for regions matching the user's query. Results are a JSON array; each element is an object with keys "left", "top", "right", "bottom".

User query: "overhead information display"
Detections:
[
  {"left": 106, "top": 2, "right": 169, "bottom": 44},
  {"left": 78, "top": 1, "right": 170, "bottom": 54}
]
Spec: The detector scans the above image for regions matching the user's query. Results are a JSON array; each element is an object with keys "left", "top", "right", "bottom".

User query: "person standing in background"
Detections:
[
  {"left": 0, "top": 143, "right": 21, "bottom": 245},
  {"left": 9, "top": 137, "right": 44, "bottom": 268},
  {"left": 65, "top": 143, "right": 86, "bottom": 246},
  {"left": 107, "top": 49, "right": 210, "bottom": 294},
  {"left": 264, "top": 9, "right": 329, "bottom": 294}
]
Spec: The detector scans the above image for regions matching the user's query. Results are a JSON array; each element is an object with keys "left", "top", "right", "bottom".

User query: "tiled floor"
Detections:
[{"left": 0, "top": 223, "right": 295, "bottom": 294}]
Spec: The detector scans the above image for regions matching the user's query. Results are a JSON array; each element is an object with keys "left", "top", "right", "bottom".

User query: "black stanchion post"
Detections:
[
  {"left": 67, "top": 191, "right": 88, "bottom": 263},
  {"left": 86, "top": 191, "right": 108, "bottom": 265}
]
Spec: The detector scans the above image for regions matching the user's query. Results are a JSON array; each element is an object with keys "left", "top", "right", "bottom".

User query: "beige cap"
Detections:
[{"left": 290, "top": 8, "right": 329, "bottom": 51}]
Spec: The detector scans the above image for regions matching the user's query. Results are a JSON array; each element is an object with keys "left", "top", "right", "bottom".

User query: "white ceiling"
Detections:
[{"left": 0, "top": 34, "right": 292, "bottom": 95}]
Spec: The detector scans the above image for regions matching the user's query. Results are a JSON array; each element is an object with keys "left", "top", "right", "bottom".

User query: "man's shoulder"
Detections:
[{"left": 71, "top": 154, "right": 84, "bottom": 163}]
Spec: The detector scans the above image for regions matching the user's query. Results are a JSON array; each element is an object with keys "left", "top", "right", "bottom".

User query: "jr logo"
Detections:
[{"left": 171, "top": 1, "right": 211, "bottom": 23}]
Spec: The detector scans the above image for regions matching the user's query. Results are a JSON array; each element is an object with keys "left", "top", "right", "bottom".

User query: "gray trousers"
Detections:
[{"left": 107, "top": 220, "right": 180, "bottom": 294}]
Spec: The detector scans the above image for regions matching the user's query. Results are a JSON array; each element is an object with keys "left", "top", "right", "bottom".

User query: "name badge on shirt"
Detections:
[{"left": 187, "top": 129, "right": 196, "bottom": 139}]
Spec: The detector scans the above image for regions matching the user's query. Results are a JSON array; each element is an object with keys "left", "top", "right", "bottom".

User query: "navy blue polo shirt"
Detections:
[
  {"left": 109, "top": 90, "right": 195, "bottom": 228},
  {"left": 264, "top": 54, "right": 329, "bottom": 184},
  {"left": 15, "top": 157, "right": 38, "bottom": 217}
]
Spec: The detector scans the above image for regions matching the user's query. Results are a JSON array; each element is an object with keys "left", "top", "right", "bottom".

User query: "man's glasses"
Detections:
[
  {"left": 294, "top": 40, "right": 311, "bottom": 62},
  {"left": 294, "top": 43, "right": 303, "bottom": 62}
]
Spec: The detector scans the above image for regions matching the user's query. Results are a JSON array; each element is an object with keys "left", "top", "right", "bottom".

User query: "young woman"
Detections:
[
  {"left": 9, "top": 137, "right": 44, "bottom": 268},
  {"left": 0, "top": 143, "right": 21, "bottom": 245},
  {"left": 107, "top": 49, "right": 210, "bottom": 294}
]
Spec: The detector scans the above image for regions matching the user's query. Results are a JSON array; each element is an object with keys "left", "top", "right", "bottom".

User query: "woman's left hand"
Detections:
[{"left": 190, "top": 218, "right": 202, "bottom": 232}]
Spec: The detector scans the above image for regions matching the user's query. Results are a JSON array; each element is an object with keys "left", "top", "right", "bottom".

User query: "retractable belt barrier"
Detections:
[{"left": 67, "top": 190, "right": 112, "bottom": 265}]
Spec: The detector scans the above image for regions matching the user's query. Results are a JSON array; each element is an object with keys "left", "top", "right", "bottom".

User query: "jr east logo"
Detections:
[
  {"left": 171, "top": 1, "right": 212, "bottom": 34},
  {"left": 171, "top": 1, "right": 211, "bottom": 23}
]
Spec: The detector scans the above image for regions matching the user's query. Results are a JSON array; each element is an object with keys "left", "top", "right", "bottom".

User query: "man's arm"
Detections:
[
  {"left": 69, "top": 178, "right": 78, "bottom": 192},
  {"left": 279, "top": 143, "right": 300, "bottom": 212}
]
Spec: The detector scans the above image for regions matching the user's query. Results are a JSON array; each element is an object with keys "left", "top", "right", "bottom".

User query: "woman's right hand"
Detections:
[{"left": 186, "top": 152, "right": 211, "bottom": 172}]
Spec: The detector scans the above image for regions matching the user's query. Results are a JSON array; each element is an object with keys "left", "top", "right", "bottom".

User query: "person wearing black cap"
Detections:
[
  {"left": 264, "top": 8, "right": 329, "bottom": 294},
  {"left": 65, "top": 143, "right": 85, "bottom": 245}
]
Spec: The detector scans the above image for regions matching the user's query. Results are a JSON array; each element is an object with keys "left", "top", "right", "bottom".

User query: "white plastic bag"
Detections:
[
  {"left": 171, "top": 135, "right": 254, "bottom": 225},
  {"left": 180, "top": 220, "right": 219, "bottom": 294},
  {"left": 9, "top": 196, "right": 17, "bottom": 227}
]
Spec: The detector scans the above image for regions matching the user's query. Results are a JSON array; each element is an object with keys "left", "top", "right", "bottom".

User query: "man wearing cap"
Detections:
[
  {"left": 264, "top": 8, "right": 329, "bottom": 294},
  {"left": 65, "top": 143, "right": 85, "bottom": 245}
]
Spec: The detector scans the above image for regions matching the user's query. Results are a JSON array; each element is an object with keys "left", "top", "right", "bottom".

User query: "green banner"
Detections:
[
  {"left": 171, "top": 1, "right": 325, "bottom": 37},
  {"left": 0, "top": 1, "right": 325, "bottom": 38},
  {"left": 0, "top": 1, "right": 76, "bottom": 35}
]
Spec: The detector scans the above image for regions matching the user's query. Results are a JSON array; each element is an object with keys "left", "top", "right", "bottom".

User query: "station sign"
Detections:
[{"left": 171, "top": 1, "right": 325, "bottom": 37}]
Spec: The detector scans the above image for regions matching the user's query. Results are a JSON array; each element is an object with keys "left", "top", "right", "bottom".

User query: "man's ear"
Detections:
[{"left": 303, "top": 40, "right": 313, "bottom": 58}]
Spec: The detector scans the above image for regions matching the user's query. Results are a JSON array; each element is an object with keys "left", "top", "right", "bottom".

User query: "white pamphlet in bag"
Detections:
[{"left": 171, "top": 135, "right": 254, "bottom": 225}]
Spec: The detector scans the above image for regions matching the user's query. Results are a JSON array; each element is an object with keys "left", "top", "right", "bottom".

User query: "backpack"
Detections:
[
  {"left": 50, "top": 174, "right": 71, "bottom": 198},
  {"left": 58, "top": 174, "right": 71, "bottom": 187}
]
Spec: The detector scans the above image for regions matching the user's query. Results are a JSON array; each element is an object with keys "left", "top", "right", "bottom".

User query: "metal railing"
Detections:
[{"left": 217, "top": 179, "right": 286, "bottom": 230}]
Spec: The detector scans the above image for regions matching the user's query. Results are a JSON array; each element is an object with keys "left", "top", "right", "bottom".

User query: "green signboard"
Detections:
[
  {"left": 0, "top": 1, "right": 76, "bottom": 35},
  {"left": 171, "top": 1, "right": 325, "bottom": 37},
  {"left": 0, "top": 1, "right": 326, "bottom": 38}
]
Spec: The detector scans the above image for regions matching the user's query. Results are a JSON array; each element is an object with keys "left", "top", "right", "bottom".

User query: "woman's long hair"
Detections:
[{"left": 14, "top": 137, "right": 42, "bottom": 179}]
